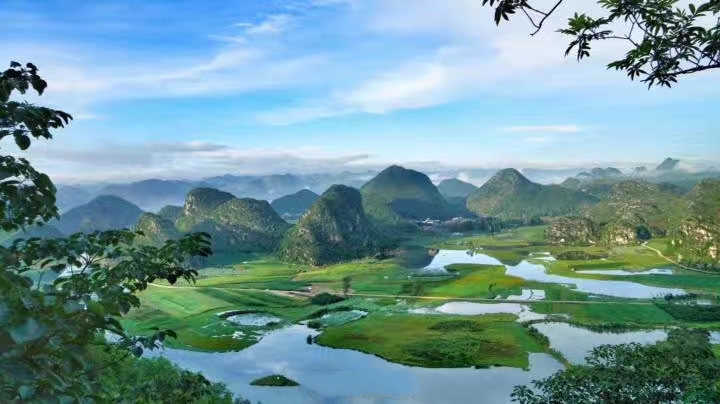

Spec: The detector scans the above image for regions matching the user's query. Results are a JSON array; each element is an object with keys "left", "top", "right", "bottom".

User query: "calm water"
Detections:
[
  {"left": 421, "top": 250, "right": 501, "bottom": 273},
  {"left": 576, "top": 268, "right": 674, "bottom": 276},
  {"left": 532, "top": 322, "right": 668, "bottom": 364},
  {"left": 418, "top": 301, "right": 547, "bottom": 322},
  {"left": 155, "top": 324, "right": 564, "bottom": 404},
  {"left": 157, "top": 250, "right": 700, "bottom": 403},
  {"left": 423, "top": 250, "right": 686, "bottom": 299}
]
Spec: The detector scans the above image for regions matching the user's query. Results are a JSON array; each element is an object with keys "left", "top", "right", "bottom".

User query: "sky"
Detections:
[{"left": 1, "top": 0, "right": 718, "bottom": 183}]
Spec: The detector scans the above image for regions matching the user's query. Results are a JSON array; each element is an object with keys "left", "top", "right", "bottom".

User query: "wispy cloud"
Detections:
[
  {"left": 501, "top": 125, "right": 583, "bottom": 133},
  {"left": 74, "top": 113, "right": 107, "bottom": 121},
  {"left": 235, "top": 14, "right": 293, "bottom": 36},
  {"left": 23, "top": 141, "right": 374, "bottom": 183}
]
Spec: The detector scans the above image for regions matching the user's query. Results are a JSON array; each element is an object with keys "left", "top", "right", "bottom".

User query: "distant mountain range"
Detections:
[
  {"left": 5, "top": 157, "right": 718, "bottom": 269},
  {"left": 54, "top": 158, "right": 718, "bottom": 213},
  {"left": 466, "top": 169, "right": 599, "bottom": 224}
]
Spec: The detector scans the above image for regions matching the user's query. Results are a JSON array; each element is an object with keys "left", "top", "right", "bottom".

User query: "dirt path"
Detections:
[
  {"left": 147, "top": 282, "right": 307, "bottom": 299},
  {"left": 349, "top": 292, "right": 655, "bottom": 305},
  {"left": 641, "top": 242, "right": 720, "bottom": 276}
]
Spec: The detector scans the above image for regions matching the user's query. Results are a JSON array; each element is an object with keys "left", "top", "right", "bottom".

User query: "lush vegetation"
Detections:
[
  {"left": 360, "top": 165, "right": 454, "bottom": 227},
  {"left": 0, "top": 62, "right": 230, "bottom": 402},
  {"left": 135, "top": 212, "right": 180, "bottom": 245},
  {"left": 656, "top": 302, "right": 720, "bottom": 322},
  {"left": 279, "top": 185, "right": 390, "bottom": 265},
  {"left": 466, "top": 169, "right": 598, "bottom": 223},
  {"left": 480, "top": 0, "right": 720, "bottom": 88},
  {"left": 249, "top": 375, "right": 299, "bottom": 387},
  {"left": 89, "top": 346, "right": 249, "bottom": 403},
  {"left": 512, "top": 329, "right": 720, "bottom": 403},
  {"left": 317, "top": 313, "right": 550, "bottom": 369},
  {"left": 587, "top": 180, "right": 684, "bottom": 241}
]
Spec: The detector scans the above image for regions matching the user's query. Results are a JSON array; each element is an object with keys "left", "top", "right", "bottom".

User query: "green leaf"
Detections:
[
  {"left": 15, "top": 134, "right": 31, "bottom": 150},
  {"left": 87, "top": 301, "right": 104, "bottom": 316},
  {"left": 9, "top": 317, "right": 47, "bottom": 344}
]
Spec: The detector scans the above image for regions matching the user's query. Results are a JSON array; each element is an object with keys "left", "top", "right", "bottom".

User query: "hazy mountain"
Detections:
[
  {"left": 54, "top": 195, "right": 144, "bottom": 234},
  {"left": 0, "top": 224, "right": 64, "bottom": 247},
  {"left": 577, "top": 167, "right": 623, "bottom": 180},
  {"left": 157, "top": 205, "right": 183, "bottom": 222},
  {"left": 437, "top": 178, "right": 478, "bottom": 199},
  {"left": 56, "top": 185, "right": 95, "bottom": 213},
  {"left": 279, "top": 185, "right": 386, "bottom": 266},
  {"left": 270, "top": 189, "right": 319, "bottom": 221},
  {"left": 656, "top": 157, "right": 680, "bottom": 171},
  {"left": 560, "top": 178, "right": 617, "bottom": 198},
  {"left": 98, "top": 179, "right": 209, "bottom": 212},
  {"left": 361, "top": 165, "right": 454, "bottom": 229},
  {"left": 466, "top": 169, "right": 599, "bottom": 222}
]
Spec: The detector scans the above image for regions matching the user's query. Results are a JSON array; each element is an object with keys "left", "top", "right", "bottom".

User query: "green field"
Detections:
[
  {"left": 122, "top": 225, "right": 720, "bottom": 367},
  {"left": 316, "top": 313, "right": 551, "bottom": 369}
]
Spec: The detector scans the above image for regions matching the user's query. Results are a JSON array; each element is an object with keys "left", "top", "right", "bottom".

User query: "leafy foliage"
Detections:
[
  {"left": 89, "top": 345, "right": 249, "bottom": 403},
  {"left": 512, "top": 329, "right": 720, "bottom": 403},
  {"left": 656, "top": 302, "right": 720, "bottom": 322},
  {"left": 480, "top": 0, "right": 720, "bottom": 87},
  {"left": 310, "top": 292, "right": 345, "bottom": 306},
  {"left": 0, "top": 62, "right": 214, "bottom": 402}
]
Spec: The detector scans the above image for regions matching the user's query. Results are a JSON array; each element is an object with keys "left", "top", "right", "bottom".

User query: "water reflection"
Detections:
[
  {"left": 422, "top": 250, "right": 686, "bottom": 299},
  {"left": 154, "top": 325, "right": 564, "bottom": 404},
  {"left": 532, "top": 322, "right": 667, "bottom": 364}
]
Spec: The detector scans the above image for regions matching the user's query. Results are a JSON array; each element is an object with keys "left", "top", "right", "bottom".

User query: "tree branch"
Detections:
[{"left": 524, "top": 0, "right": 565, "bottom": 36}]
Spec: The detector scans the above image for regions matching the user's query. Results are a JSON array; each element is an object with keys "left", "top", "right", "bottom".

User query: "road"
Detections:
[{"left": 641, "top": 242, "right": 720, "bottom": 276}]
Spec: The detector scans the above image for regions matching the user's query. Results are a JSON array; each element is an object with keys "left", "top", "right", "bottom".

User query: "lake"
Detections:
[
  {"left": 423, "top": 250, "right": 686, "bottom": 299},
  {"left": 156, "top": 321, "right": 684, "bottom": 404},
  {"left": 154, "top": 324, "right": 564, "bottom": 404}
]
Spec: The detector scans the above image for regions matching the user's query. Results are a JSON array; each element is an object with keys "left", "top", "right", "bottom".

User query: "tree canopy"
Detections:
[
  {"left": 0, "top": 62, "right": 241, "bottom": 403},
  {"left": 482, "top": 0, "right": 720, "bottom": 87},
  {"left": 512, "top": 329, "right": 720, "bottom": 403}
]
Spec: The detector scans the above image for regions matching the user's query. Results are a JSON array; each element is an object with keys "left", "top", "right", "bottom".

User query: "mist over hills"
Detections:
[
  {"left": 5, "top": 157, "right": 719, "bottom": 268},
  {"left": 57, "top": 158, "right": 720, "bottom": 212},
  {"left": 54, "top": 157, "right": 719, "bottom": 214}
]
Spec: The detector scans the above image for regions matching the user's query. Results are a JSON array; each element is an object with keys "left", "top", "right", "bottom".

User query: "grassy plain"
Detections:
[
  {"left": 316, "top": 313, "right": 549, "bottom": 369},
  {"left": 123, "top": 224, "right": 720, "bottom": 367}
]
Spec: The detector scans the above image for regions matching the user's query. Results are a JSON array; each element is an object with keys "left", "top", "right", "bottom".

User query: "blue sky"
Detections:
[{"left": 2, "top": 0, "right": 718, "bottom": 182}]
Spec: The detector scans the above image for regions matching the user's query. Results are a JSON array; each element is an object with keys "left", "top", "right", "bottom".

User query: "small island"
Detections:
[{"left": 249, "top": 375, "right": 300, "bottom": 387}]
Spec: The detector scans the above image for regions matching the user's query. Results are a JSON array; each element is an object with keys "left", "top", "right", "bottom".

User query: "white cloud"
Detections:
[
  {"left": 74, "top": 113, "right": 107, "bottom": 121},
  {"left": 235, "top": 14, "right": 293, "bottom": 36},
  {"left": 501, "top": 125, "right": 583, "bottom": 133},
  {"left": 22, "top": 141, "right": 374, "bottom": 183},
  {"left": 255, "top": 0, "right": 720, "bottom": 124}
]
